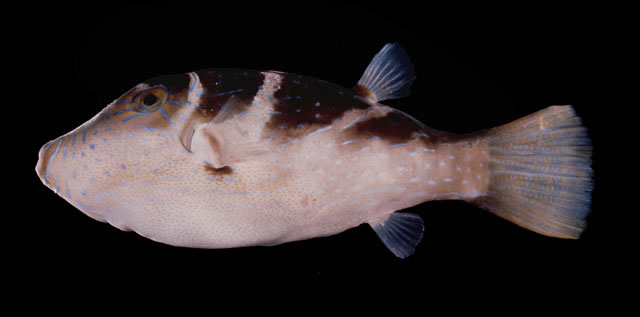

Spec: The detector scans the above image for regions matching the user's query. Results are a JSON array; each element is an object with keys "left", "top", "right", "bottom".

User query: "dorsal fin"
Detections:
[
  {"left": 355, "top": 43, "right": 416, "bottom": 103},
  {"left": 369, "top": 212, "right": 424, "bottom": 259}
]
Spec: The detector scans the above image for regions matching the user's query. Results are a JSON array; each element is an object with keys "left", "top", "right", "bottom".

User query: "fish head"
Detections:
[{"left": 35, "top": 73, "right": 201, "bottom": 228}]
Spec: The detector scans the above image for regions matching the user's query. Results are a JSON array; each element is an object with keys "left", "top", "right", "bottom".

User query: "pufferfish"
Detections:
[{"left": 36, "top": 43, "right": 593, "bottom": 258}]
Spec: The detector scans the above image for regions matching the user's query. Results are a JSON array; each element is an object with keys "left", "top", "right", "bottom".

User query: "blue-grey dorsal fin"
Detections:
[
  {"left": 356, "top": 43, "right": 416, "bottom": 103},
  {"left": 369, "top": 212, "right": 424, "bottom": 259}
]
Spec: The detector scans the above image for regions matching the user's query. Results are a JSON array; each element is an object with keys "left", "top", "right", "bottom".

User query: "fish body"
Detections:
[{"left": 36, "top": 44, "right": 593, "bottom": 258}]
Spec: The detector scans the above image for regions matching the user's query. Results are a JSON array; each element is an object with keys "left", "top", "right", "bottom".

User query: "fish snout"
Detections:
[{"left": 36, "top": 139, "right": 56, "bottom": 184}]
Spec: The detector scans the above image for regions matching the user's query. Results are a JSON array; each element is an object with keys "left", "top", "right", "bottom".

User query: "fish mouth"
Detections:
[{"left": 35, "top": 139, "right": 55, "bottom": 185}]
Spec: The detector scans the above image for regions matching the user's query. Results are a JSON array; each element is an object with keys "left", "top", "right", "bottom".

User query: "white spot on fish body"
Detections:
[
  {"left": 280, "top": 139, "right": 300, "bottom": 147},
  {"left": 341, "top": 140, "right": 357, "bottom": 145},
  {"left": 307, "top": 125, "right": 332, "bottom": 137}
]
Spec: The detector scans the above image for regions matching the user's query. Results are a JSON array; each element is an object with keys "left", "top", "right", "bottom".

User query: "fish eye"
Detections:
[
  {"left": 133, "top": 86, "right": 167, "bottom": 112},
  {"left": 143, "top": 94, "right": 158, "bottom": 106}
]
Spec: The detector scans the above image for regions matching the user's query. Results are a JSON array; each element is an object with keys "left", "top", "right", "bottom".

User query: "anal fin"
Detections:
[{"left": 369, "top": 212, "right": 424, "bottom": 259}]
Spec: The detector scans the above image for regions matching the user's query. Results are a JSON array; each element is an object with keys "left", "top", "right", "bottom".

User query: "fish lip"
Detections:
[{"left": 35, "top": 140, "right": 54, "bottom": 184}]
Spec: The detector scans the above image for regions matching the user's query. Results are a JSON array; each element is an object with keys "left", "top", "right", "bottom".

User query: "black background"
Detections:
[{"left": 8, "top": 0, "right": 628, "bottom": 306}]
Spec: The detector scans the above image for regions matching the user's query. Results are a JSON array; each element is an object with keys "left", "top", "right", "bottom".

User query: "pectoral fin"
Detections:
[
  {"left": 185, "top": 97, "right": 267, "bottom": 168},
  {"left": 190, "top": 122, "right": 227, "bottom": 168}
]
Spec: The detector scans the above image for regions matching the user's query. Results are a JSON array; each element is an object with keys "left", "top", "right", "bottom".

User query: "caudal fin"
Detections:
[{"left": 473, "top": 106, "right": 593, "bottom": 239}]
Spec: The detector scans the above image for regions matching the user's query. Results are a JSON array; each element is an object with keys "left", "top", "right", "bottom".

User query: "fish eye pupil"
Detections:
[{"left": 143, "top": 94, "right": 158, "bottom": 106}]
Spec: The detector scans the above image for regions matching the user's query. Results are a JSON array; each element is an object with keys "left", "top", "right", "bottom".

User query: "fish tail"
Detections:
[{"left": 472, "top": 105, "right": 593, "bottom": 239}]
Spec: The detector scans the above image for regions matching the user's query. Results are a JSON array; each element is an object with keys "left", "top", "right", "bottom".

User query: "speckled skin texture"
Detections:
[{"left": 36, "top": 70, "right": 489, "bottom": 249}]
